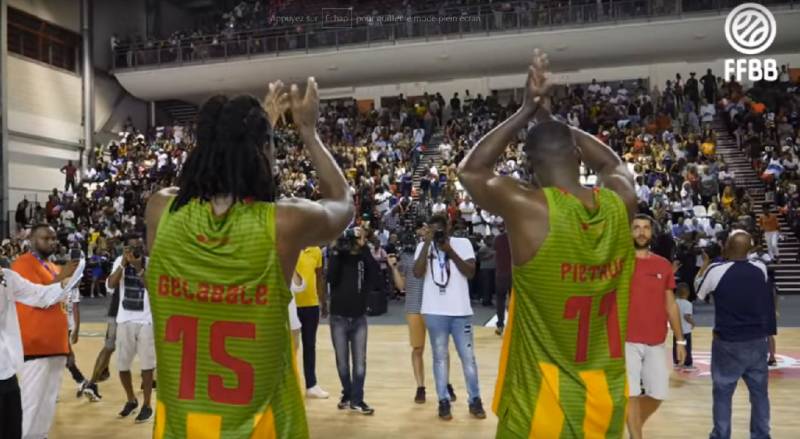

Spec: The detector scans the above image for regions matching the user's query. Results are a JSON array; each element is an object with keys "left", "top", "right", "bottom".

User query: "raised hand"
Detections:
[
  {"left": 290, "top": 77, "right": 320, "bottom": 135},
  {"left": 264, "top": 80, "right": 290, "bottom": 128},
  {"left": 522, "top": 48, "right": 552, "bottom": 117}
]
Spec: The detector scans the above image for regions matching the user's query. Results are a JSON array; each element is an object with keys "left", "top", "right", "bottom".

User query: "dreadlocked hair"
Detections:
[{"left": 172, "top": 94, "right": 275, "bottom": 212}]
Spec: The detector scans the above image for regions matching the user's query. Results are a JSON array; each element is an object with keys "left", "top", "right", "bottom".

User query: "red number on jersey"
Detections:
[
  {"left": 564, "top": 296, "right": 593, "bottom": 363},
  {"left": 208, "top": 321, "right": 256, "bottom": 405},
  {"left": 164, "top": 315, "right": 198, "bottom": 400},
  {"left": 164, "top": 316, "right": 256, "bottom": 405},
  {"left": 564, "top": 290, "right": 623, "bottom": 363}
]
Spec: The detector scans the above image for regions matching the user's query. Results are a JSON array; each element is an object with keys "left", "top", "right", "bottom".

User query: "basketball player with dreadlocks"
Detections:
[
  {"left": 458, "top": 50, "right": 637, "bottom": 438},
  {"left": 144, "top": 78, "right": 354, "bottom": 438}
]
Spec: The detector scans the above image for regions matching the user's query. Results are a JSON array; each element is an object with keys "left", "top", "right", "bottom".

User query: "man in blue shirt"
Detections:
[{"left": 695, "top": 230, "right": 772, "bottom": 439}]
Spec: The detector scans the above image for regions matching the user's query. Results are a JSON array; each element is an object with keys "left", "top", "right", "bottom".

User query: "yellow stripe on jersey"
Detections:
[
  {"left": 187, "top": 412, "right": 222, "bottom": 439},
  {"left": 530, "top": 362, "right": 564, "bottom": 438},
  {"left": 154, "top": 401, "right": 166, "bottom": 439},
  {"left": 580, "top": 370, "right": 613, "bottom": 439},
  {"left": 252, "top": 407, "right": 277, "bottom": 439},
  {"left": 492, "top": 290, "right": 517, "bottom": 415}
]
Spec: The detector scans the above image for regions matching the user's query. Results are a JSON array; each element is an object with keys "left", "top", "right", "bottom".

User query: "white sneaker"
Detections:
[{"left": 306, "top": 385, "right": 330, "bottom": 399}]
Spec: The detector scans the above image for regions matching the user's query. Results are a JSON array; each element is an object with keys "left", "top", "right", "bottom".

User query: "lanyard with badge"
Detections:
[
  {"left": 34, "top": 252, "right": 57, "bottom": 281},
  {"left": 429, "top": 245, "right": 451, "bottom": 295}
]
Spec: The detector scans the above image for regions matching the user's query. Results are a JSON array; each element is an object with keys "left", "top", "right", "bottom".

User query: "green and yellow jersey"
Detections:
[
  {"left": 146, "top": 198, "right": 307, "bottom": 439},
  {"left": 494, "top": 187, "right": 635, "bottom": 439}
]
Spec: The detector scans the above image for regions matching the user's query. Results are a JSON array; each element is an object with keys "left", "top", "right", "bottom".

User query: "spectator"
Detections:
[
  {"left": 758, "top": 205, "right": 781, "bottom": 263},
  {"left": 695, "top": 230, "right": 772, "bottom": 439},
  {"left": 387, "top": 224, "right": 445, "bottom": 404},
  {"left": 106, "top": 235, "right": 155, "bottom": 423},
  {"left": 0, "top": 262, "right": 80, "bottom": 439},
  {"left": 413, "top": 215, "right": 484, "bottom": 421},
  {"left": 493, "top": 222, "right": 511, "bottom": 336},
  {"left": 12, "top": 225, "right": 79, "bottom": 439},
  {"left": 294, "top": 246, "right": 329, "bottom": 399},
  {"left": 15, "top": 198, "right": 29, "bottom": 231},
  {"left": 326, "top": 228, "right": 378, "bottom": 415},
  {"left": 702, "top": 68, "right": 717, "bottom": 104},
  {"left": 673, "top": 283, "right": 696, "bottom": 370},
  {"left": 60, "top": 161, "right": 78, "bottom": 193},
  {"left": 476, "top": 235, "right": 496, "bottom": 307},
  {"left": 626, "top": 215, "right": 686, "bottom": 438}
]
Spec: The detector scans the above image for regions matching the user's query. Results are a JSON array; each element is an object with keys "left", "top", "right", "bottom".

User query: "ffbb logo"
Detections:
[{"left": 723, "top": 3, "right": 779, "bottom": 82}]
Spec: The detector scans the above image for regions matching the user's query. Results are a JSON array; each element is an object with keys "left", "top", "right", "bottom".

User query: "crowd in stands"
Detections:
[
  {"left": 113, "top": 0, "right": 694, "bottom": 67},
  {"left": 5, "top": 66, "right": 799, "bottom": 305}
]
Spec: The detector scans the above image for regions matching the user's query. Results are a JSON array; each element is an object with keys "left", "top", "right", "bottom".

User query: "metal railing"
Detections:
[{"left": 112, "top": 0, "right": 796, "bottom": 70}]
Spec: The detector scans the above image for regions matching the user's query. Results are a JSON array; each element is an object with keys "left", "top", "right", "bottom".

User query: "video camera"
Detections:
[{"left": 336, "top": 228, "right": 359, "bottom": 253}]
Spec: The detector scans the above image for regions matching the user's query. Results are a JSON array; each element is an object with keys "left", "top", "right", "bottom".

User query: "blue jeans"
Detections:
[
  {"left": 710, "top": 337, "right": 771, "bottom": 439},
  {"left": 330, "top": 314, "right": 368, "bottom": 405},
  {"left": 423, "top": 314, "right": 481, "bottom": 404}
]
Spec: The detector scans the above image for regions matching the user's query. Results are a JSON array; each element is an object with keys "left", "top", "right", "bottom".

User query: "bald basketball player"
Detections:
[
  {"left": 144, "top": 78, "right": 353, "bottom": 438},
  {"left": 458, "top": 50, "right": 637, "bottom": 438}
]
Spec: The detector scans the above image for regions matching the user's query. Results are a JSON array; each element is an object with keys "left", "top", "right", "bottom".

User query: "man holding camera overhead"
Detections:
[
  {"left": 326, "top": 226, "right": 379, "bottom": 415},
  {"left": 107, "top": 234, "right": 155, "bottom": 424},
  {"left": 413, "top": 214, "right": 485, "bottom": 421}
]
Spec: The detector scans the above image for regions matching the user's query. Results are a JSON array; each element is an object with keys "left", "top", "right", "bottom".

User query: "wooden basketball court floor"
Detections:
[{"left": 50, "top": 324, "right": 800, "bottom": 438}]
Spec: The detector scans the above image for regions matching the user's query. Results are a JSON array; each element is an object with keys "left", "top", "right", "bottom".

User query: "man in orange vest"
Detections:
[
  {"left": 759, "top": 204, "right": 781, "bottom": 263},
  {"left": 13, "top": 224, "right": 78, "bottom": 439}
]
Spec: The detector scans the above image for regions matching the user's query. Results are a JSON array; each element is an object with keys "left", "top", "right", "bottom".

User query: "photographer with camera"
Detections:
[
  {"left": 326, "top": 227, "right": 379, "bottom": 415},
  {"left": 106, "top": 234, "right": 155, "bottom": 423},
  {"left": 413, "top": 214, "right": 484, "bottom": 421},
  {"left": 387, "top": 224, "right": 456, "bottom": 405}
]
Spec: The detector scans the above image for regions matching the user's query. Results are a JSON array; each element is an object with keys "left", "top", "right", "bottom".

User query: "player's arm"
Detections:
[
  {"left": 145, "top": 187, "right": 178, "bottom": 252},
  {"left": 570, "top": 128, "right": 637, "bottom": 221},
  {"left": 457, "top": 51, "right": 548, "bottom": 219},
  {"left": 277, "top": 78, "right": 354, "bottom": 250}
]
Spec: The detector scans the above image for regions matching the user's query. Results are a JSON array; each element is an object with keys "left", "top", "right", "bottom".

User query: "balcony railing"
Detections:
[{"left": 112, "top": 0, "right": 796, "bottom": 70}]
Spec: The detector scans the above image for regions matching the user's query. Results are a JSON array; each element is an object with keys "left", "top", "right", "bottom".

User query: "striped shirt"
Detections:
[{"left": 399, "top": 251, "right": 424, "bottom": 313}]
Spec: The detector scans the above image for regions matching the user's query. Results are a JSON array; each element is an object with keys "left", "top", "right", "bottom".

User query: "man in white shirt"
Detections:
[
  {"left": 458, "top": 196, "right": 476, "bottom": 233},
  {"left": 431, "top": 199, "right": 447, "bottom": 216},
  {"left": 587, "top": 79, "right": 601, "bottom": 95},
  {"left": 107, "top": 235, "right": 155, "bottom": 424},
  {"left": 413, "top": 215, "right": 485, "bottom": 421},
  {"left": 439, "top": 141, "right": 453, "bottom": 163},
  {"left": 414, "top": 128, "right": 425, "bottom": 145},
  {"left": 374, "top": 188, "right": 393, "bottom": 215},
  {"left": 700, "top": 99, "right": 716, "bottom": 126},
  {"left": 0, "top": 266, "right": 82, "bottom": 439}
]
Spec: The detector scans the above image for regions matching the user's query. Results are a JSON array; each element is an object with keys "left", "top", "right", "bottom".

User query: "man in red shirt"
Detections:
[
  {"left": 60, "top": 160, "right": 77, "bottom": 193},
  {"left": 626, "top": 214, "right": 686, "bottom": 439}
]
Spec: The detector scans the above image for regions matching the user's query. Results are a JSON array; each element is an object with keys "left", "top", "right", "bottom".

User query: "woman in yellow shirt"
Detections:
[{"left": 721, "top": 185, "right": 736, "bottom": 212}]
